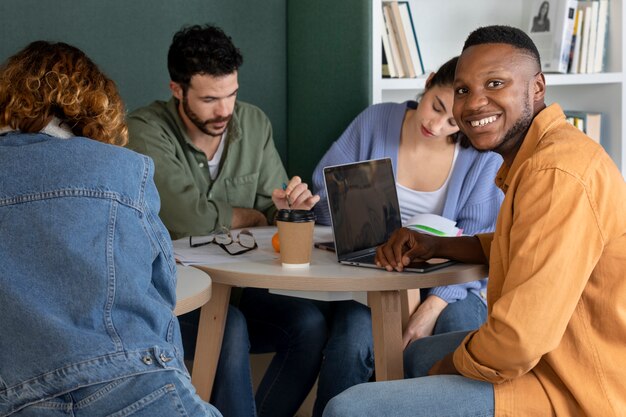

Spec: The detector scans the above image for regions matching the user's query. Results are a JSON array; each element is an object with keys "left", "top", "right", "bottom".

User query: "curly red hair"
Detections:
[{"left": 0, "top": 41, "right": 128, "bottom": 145}]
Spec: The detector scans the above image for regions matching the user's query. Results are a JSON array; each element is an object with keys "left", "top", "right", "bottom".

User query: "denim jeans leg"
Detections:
[
  {"left": 404, "top": 330, "right": 472, "bottom": 378},
  {"left": 13, "top": 371, "right": 223, "bottom": 417},
  {"left": 323, "top": 375, "right": 494, "bottom": 417},
  {"left": 313, "top": 300, "right": 374, "bottom": 417},
  {"left": 211, "top": 305, "right": 257, "bottom": 417},
  {"left": 433, "top": 292, "right": 487, "bottom": 335},
  {"left": 238, "top": 288, "right": 327, "bottom": 417}
]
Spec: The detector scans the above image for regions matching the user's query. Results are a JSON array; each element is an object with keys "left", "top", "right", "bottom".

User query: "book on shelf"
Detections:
[
  {"left": 527, "top": 0, "right": 577, "bottom": 73},
  {"left": 382, "top": 43, "right": 391, "bottom": 77},
  {"left": 578, "top": 2, "right": 593, "bottom": 73},
  {"left": 585, "top": 0, "right": 600, "bottom": 73},
  {"left": 382, "top": 4, "right": 405, "bottom": 78},
  {"left": 564, "top": 110, "right": 602, "bottom": 143},
  {"left": 398, "top": 1, "right": 425, "bottom": 75},
  {"left": 568, "top": 6, "right": 583, "bottom": 73},
  {"left": 386, "top": 1, "right": 416, "bottom": 77},
  {"left": 592, "top": 0, "right": 609, "bottom": 73},
  {"left": 567, "top": 7, "right": 584, "bottom": 74},
  {"left": 380, "top": 9, "right": 398, "bottom": 78},
  {"left": 380, "top": 1, "right": 424, "bottom": 78}
]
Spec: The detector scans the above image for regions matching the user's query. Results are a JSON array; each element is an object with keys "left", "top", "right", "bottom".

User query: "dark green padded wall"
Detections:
[
  {"left": 287, "top": 1, "right": 372, "bottom": 183},
  {"left": 0, "top": 0, "right": 287, "bottom": 160}
]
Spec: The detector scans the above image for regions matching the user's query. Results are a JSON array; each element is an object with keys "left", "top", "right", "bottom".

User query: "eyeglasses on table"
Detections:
[{"left": 189, "top": 227, "right": 258, "bottom": 255}]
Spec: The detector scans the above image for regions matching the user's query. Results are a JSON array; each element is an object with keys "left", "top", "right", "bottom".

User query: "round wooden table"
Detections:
[{"left": 177, "top": 227, "right": 487, "bottom": 401}]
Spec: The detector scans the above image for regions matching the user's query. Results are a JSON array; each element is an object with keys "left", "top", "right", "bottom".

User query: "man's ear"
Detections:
[
  {"left": 533, "top": 71, "right": 546, "bottom": 103},
  {"left": 170, "top": 81, "right": 183, "bottom": 100}
]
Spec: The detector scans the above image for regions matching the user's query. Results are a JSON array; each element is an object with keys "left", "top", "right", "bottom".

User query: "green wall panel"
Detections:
[
  {"left": 287, "top": 0, "right": 372, "bottom": 182},
  {"left": 0, "top": 0, "right": 287, "bottom": 160}
]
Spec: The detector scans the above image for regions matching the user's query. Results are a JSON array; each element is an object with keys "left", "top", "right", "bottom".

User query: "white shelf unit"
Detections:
[{"left": 372, "top": 0, "right": 626, "bottom": 177}]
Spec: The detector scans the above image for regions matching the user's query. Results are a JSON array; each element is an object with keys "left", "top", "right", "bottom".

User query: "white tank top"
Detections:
[{"left": 396, "top": 142, "right": 459, "bottom": 225}]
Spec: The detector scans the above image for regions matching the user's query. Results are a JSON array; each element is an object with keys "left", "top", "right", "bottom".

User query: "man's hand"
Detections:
[
  {"left": 376, "top": 230, "right": 488, "bottom": 271},
  {"left": 231, "top": 207, "right": 268, "bottom": 229},
  {"left": 375, "top": 228, "right": 439, "bottom": 272},
  {"left": 403, "top": 295, "right": 448, "bottom": 349},
  {"left": 428, "top": 352, "right": 460, "bottom": 376},
  {"left": 272, "top": 176, "right": 320, "bottom": 210}
]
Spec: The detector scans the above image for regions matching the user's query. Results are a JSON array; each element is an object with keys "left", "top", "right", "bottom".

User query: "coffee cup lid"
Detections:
[{"left": 276, "top": 209, "right": 316, "bottom": 223}]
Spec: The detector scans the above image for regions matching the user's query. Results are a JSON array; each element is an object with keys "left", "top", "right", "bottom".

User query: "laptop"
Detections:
[{"left": 322, "top": 158, "right": 455, "bottom": 273}]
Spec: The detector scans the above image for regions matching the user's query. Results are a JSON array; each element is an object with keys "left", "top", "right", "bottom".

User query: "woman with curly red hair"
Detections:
[{"left": 0, "top": 41, "right": 222, "bottom": 417}]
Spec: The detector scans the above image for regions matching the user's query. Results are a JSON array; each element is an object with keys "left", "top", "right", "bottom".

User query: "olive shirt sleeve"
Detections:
[
  {"left": 453, "top": 166, "right": 604, "bottom": 383},
  {"left": 251, "top": 121, "right": 288, "bottom": 225}
]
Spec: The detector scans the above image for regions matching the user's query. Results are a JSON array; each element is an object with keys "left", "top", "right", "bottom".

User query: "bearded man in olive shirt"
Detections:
[
  {"left": 127, "top": 29, "right": 317, "bottom": 239},
  {"left": 127, "top": 25, "right": 323, "bottom": 417}
]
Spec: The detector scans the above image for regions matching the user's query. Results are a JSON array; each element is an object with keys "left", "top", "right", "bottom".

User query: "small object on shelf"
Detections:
[
  {"left": 564, "top": 110, "right": 602, "bottom": 143},
  {"left": 527, "top": 0, "right": 578, "bottom": 74}
]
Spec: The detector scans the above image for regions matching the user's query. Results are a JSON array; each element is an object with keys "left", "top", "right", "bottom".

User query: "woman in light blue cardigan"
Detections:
[{"left": 310, "top": 57, "right": 503, "bottom": 417}]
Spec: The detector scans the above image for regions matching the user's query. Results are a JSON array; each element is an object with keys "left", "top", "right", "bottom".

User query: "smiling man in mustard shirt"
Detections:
[{"left": 323, "top": 25, "right": 626, "bottom": 417}]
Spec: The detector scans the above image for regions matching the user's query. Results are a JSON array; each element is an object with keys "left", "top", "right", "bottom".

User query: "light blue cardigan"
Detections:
[{"left": 312, "top": 101, "right": 504, "bottom": 304}]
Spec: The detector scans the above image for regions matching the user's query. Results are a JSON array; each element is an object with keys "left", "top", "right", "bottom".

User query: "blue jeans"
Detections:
[
  {"left": 11, "top": 370, "right": 222, "bottom": 417},
  {"left": 324, "top": 331, "right": 494, "bottom": 417},
  {"left": 313, "top": 291, "right": 487, "bottom": 417},
  {"left": 312, "top": 300, "right": 374, "bottom": 417},
  {"left": 180, "top": 288, "right": 327, "bottom": 417},
  {"left": 429, "top": 290, "right": 487, "bottom": 334}
]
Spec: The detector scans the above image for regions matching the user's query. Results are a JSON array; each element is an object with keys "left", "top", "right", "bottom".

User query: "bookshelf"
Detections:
[{"left": 371, "top": 0, "right": 626, "bottom": 177}]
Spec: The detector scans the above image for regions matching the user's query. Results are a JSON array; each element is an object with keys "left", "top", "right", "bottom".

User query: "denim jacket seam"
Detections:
[
  {"left": 105, "top": 200, "right": 123, "bottom": 350},
  {"left": 0, "top": 189, "right": 142, "bottom": 212}
]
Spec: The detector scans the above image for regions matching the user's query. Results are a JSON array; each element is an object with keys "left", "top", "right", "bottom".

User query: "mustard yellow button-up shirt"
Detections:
[{"left": 453, "top": 104, "right": 626, "bottom": 416}]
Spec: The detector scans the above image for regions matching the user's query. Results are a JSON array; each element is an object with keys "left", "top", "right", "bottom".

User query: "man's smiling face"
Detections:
[{"left": 453, "top": 43, "right": 545, "bottom": 162}]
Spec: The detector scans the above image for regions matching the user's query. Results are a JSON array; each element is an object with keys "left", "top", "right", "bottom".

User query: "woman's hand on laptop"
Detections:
[
  {"left": 376, "top": 227, "right": 438, "bottom": 272},
  {"left": 272, "top": 176, "right": 320, "bottom": 210}
]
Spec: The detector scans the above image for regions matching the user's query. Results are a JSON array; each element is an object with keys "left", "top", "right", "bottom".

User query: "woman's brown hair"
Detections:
[{"left": 0, "top": 41, "right": 128, "bottom": 145}]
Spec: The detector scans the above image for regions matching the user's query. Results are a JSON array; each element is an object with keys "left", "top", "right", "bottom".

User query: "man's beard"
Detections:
[
  {"left": 182, "top": 95, "right": 231, "bottom": 137},
  {"left": 492, "top": 94, "right": 533, "bottom": 156}
]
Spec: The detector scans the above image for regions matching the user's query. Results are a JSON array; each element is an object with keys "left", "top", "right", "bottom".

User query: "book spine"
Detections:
[
  {"left": 570, "top": 8, "right": 584, "bottom": 73},
  {"left": 585, "top": 0, "right": 600, "bottom": 73},
  {"left": 593, "top": 0, "right": 609, "bottom": 73},
  {"left": 380, "top": 10, "right": 398, "bottom": 77},
  {"left": 558, "top": 0, "right": 577, "bottom": 73},
  {"left": 579, "top": 4, "right": 593, "bottom": 73}
]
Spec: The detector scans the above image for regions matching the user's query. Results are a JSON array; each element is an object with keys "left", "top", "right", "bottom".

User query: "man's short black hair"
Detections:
[
  {"left": 463, "top": 25, "right": 541, "bottom": 69},
  {"left": 167, "top": 24, "right": 243, "bottom": 89}
]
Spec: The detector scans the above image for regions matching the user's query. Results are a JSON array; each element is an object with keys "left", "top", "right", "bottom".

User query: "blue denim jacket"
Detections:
[{"left": 0, "top": 132, "right": 187, "bottom": 416}]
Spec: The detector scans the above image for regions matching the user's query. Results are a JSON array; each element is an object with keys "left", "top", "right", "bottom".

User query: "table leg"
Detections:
[
  {"left": 368, "top": 290, "right": 404, "bottom": 381},
  {"left": 400, "top": 289, "right": 421, "bottom": 330},
  {"left": 191, "top": 282, "right": 231, "bottom": 401}
]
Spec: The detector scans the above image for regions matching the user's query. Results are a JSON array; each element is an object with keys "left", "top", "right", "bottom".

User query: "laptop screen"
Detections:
[{"left": 323, "top": 158, "right": 402, "bottom": 258}]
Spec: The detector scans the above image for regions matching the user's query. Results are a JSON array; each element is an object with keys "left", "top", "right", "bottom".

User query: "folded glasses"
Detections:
[{"left": 189, "top": 227, "right": 257, "bottom": 256}]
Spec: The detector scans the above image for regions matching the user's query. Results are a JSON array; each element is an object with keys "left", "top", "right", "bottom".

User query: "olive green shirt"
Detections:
[{"left": 127, "top": 98, "right": 287, "bottom": 239}]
